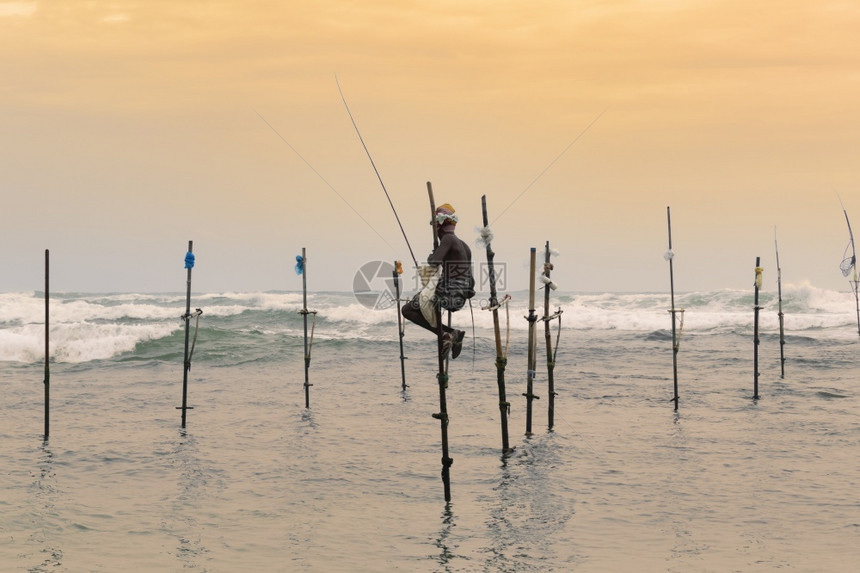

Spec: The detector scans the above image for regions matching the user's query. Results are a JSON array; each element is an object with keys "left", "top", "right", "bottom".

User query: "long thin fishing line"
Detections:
[
  {"left": 492, "top": 108, "right": 607, "bottom": 225},
  {"left": 255, "top": 109, "right": 396, "bottom": 253},
  {"left": 837, "top": 192, "right": 860, "bottom": 336},
  {"left": 335, "top": 75, "right": 418, "bottom": 268},
  {"left": 553, "top": 411, "right": 611, "bottom": 463}
]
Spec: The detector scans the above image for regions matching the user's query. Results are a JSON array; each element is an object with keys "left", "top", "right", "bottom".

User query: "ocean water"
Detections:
[{"left": 1, "top": 285, "right": 858, "bottom": 572}]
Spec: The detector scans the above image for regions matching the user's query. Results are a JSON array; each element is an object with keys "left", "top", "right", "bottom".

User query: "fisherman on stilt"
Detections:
[{"left": 402, "top": 203, "right": 475, "bottom": 359}]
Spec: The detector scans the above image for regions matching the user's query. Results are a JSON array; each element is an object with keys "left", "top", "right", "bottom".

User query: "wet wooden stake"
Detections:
[
  {"left": 524, "top": 247, "right": 539, "bottom": 436},
  {"left": 43, "top": 249, "right": 50, "bottom": 439},
  {"left": 775, "top": 230, "right": 785, "bottom": 379},
  {"left": 180, "top": 241, "right": 194, "bottom": 428},
  {"left": 393, "top": 260, "right": 408, "bottom": 391},
  {"left": 667, "top": 207, "right": 680, "bottom": 411},
  {"left": 480, "top": 195, "right": 511, "bottom": 453},
  {"left": 542, "top": 241, "right": 560, "bottom": 430},
  {"left": 753, "top": 256, "right": 762, "bottom": 400},
  {"left": 300, "top": 247, "right": 313, "bottom": 408},
  {"left": 428, "top": 181, "right": 452, "bottom": 501}
]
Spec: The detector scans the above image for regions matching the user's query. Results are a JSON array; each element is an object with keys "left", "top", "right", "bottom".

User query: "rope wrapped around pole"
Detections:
[{"left": 184, "top": 308, "right": 204, "bottom": 367}]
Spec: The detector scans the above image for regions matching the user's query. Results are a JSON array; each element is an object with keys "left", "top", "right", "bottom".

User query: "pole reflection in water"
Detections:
[{"left": 28, "top": 442, "right": 64, "bottom": 572}]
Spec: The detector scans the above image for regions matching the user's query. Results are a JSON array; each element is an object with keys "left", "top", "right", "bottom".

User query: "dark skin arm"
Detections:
[{"left": 427, "top": 228, "right": 470, "bottom": 267}]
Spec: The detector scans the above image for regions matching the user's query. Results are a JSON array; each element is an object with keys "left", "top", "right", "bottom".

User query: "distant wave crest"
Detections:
[{"left": 1, "top": 285, "right": 858, "bottom": 364}]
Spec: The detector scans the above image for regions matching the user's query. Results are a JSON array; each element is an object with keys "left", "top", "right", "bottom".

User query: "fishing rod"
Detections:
[
  {"left": 838, "top": 195, "right": 860, "bottom": 337},
  {"left": 774, "top": 228, "right": 785, "bottom": 378},
  {"left": 336, "top": 76, "right": 418, "bottom": 268}
]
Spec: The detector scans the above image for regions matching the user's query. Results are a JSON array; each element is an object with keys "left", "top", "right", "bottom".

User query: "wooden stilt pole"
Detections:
[
  {"left": 44, "top": 249, "right": 50, "bottom": 440},
  {"left": 667, "top": 207, "right": 680, "bottom": 411},
  {"left": 775, "top": 230, "right": 785, "bottom": 379},
  {"left": 524, "top": 248, "right": 539, "bottom": 436},
  {"left": 434, "top": 304, "right": 452, "bottom": 502},
  {"left": 180, "top": 241, "right": 194, "bottom": 428},
  {"left": 301, "top": 247, "right": 312, "bottom": 409},
  {"left": 753, "top": 256, "right": 762, "bottom": 400},
  {"left": 393, "top": 261, "right": 408, "bottom": 391},
  {"left": 428, "top": 181, "right": 452, "bottom": 501},
  {"left": 480, "top": 195, "right": 511, "bottom": 453},
  {"left": 445, "top": 309, "right": 453, "bottom": 373},
  {"left": 542, "top": 241, "right": 559, "bottom": 430}
]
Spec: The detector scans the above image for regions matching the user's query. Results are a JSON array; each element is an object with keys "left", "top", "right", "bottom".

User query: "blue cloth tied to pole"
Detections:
[
  {"left": 185, "top": 251, "right": 195, "bottom": 269},
  {"left": 295, "top": 255, "right": 304, "bottom": 275}
]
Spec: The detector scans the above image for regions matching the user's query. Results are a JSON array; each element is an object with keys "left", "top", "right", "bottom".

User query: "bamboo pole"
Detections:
[
  {"left": 667, "top": 207, "right": 680, "bottom": 410},
  {"left": 428, "top": 181, "right": 452, "bottom": 501},
  {"left": 393, "top": 260, "right": 408, "bottom": 391},
  {"left": 180, "top": 241, "right": 194, "bottom": 428},
  {"left": 775, "top": 230, "right": 785, "bottom": 379},
  {"left": 524, "top": 247, "right": 539, "bottom": 436},
  {"left": 753, "top": 256, "right": 762, "bottom": 400},
  {"left": 44, "top": 249, "right": 50, "bottom": 439},
  {"left": 445, "top": 309, "right": 453, "bottom": 372},
  {"left": 301, "top": 247, "right": 312, "bottom": 408},
  {"left": 542, "top": 241, "right": 558, "bottom": 430},
  {"left": 481, "top": 195, "right": 511, "bottom": 453}
]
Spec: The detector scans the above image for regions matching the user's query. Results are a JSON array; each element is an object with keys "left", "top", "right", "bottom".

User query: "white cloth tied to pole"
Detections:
[
  {"left": 475, "top": 225, "right": 494, "bottom": 248},
  {"left": 419, "top": 265, "right": 442, "bottom": 328},
  {"left": 539, "top": 274, "right": 558, "bottom": 291}
]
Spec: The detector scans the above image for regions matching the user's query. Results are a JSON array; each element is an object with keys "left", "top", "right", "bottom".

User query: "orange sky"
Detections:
[{"left": 2, "top": 1, "right": 860, "bottom": 293}]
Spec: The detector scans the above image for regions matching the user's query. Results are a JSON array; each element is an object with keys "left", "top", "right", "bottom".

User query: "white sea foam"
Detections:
[
  {"left": 2, "top": 286, "right": 858, "bottom": 363},
  {"left": 0, "top": 322, "right": 179, "bottom": 363}
]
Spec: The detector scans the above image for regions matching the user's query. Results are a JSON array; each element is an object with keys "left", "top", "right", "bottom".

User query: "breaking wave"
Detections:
[{"left": 1, "top": 282, "right": 856, "bottom": 364}]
